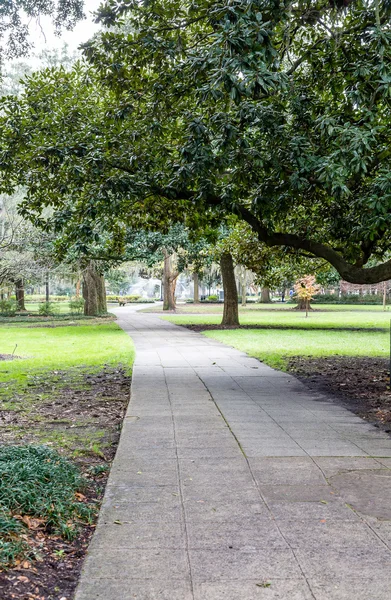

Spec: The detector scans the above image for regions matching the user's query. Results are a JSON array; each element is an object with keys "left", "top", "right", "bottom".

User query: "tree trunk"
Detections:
[
  {"left": 220, "top": 253, "right": 239, "bottom": 326},
  {"left": 163, "top": 250, "right": 178, "bottom": 311},
  {"left": 75, "top": 278, "right": 81, "bottom": 299},
  {"left": 82, "top": 261, "right": 107, "bottom": 316},
  {"left": 193, "top": 272, "right": 199, "bottom": 303},
  {"left": 45, "top": 271, "right": 50, "bottom": 302},
  {"left": 294, "top": 297, "right": 313, "bottom": 311},
  {"left": 15, "top": 279, "right": 26, "bottom": 310},
  {"left": 241, "top": 269, "right": 247, "bottom": 307},
  {"left": 383, "top": 281, "right": 387, "bottom": 311},
  {"left": 260, "top": 287, "right": 271, "bottom": 303}
]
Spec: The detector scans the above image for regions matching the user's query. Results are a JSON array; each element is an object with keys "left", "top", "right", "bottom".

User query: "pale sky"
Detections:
[{"left": 29, "top": 0, "right": 101, "bottom": 54}]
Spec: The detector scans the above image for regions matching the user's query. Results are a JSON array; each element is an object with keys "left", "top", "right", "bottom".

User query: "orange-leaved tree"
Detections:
[{"left": 294, "top": 275, "right": 320, "bottom": 317}]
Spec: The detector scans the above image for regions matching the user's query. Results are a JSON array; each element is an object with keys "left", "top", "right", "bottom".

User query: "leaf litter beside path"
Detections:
[
  {"left": 287, "top": 356, "right": 391, "bottom": 433},
  {"left": 0, "top": 365, "right": 131, "bottom": 600}
]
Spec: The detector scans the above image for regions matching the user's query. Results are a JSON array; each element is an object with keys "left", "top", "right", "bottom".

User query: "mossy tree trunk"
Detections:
[
  {"left": 82, "top": 261, "right": 107, "bottom": 316},
  {"left": 163, "top": 250, "right": 178, "bottom": 311},
  {"left": 15, "top": 279, "right": 26, "bottom": 310},
  {"left": 221, "top": 252, "right": 239, "bottom": 326}
]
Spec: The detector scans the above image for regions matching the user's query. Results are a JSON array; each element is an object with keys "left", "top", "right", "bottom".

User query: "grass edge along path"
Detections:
[
  {"left": 0, "top": 321, "right": 135, "bottom": 389},
  {"left": 160, "top": 305, "right": 390, "bottom": 370},
  {"left": 202, "top": 328, "right": 389, "bottom": 370}
]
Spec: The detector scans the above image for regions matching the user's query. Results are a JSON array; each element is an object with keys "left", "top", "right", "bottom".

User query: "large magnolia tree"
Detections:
[{"left": 1, "top": 0, "right": 391, "bottom": 283}]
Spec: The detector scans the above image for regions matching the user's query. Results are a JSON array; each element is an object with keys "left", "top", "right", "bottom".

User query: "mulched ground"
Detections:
[
  {"left": 286, "top": 356, "right": 391, "bottom": 432},
  {"left": 0, "top": 367, "right": 131, "bottom": 600}
]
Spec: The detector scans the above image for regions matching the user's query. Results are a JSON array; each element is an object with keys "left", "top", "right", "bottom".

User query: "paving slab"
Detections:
[
  {"left": 193, "top": 580, "right": 315, "bottom": 600},
  {"left": 75, "top": 306, "right": 391, "bottom": 600}
]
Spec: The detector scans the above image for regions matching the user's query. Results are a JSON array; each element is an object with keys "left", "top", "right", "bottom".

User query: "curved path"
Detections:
[{"left": 75, "top": 307, "right": 391, "bottom": 600}]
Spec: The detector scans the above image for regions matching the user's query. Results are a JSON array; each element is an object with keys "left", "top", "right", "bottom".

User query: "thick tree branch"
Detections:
[{"left": 158, "top": 187, "right": 391, "bottom": 284}]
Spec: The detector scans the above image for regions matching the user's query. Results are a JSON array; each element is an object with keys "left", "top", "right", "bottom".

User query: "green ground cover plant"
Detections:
[{"left": 0, "top": 445, "right": 94, "bottom": 569}]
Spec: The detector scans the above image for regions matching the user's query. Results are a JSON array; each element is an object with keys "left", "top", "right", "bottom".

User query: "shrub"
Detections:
[
  {"left": 0, "top": 299, "right": 18, "bottom": 316},
  {"left": 25, "top": 295, "right": 68, "bottom": 302},
  {"left": 69, "top": 297, "right": 85, "bottom": 314},
  {"left": 38, "top": 301, "right": 59, "bottom": 316},
  {"left": 312, "top": 293, "right": 385, "bottom": 305},
  {"left": 0, "top": 445, "right": 95, "bottom": 569},
  {"left": 206, "top": 294, "right": 219, "bottom": 302}
]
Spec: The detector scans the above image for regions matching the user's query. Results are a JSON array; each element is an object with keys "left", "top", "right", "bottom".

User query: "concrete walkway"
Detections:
[{"left": 75, "top": 308, "right": 391, "bottom": 600}]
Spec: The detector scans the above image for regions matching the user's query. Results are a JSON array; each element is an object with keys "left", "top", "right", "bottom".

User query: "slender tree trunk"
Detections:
[
  {"left": 97, "top": 274, "right": 107, "bottom": 313},
  {"left": 193, "top": 272, "right": 199, "bottom": 303},
  {"left": 15, "top": 279, "right": 26, "bottom": 310},
  {"left": 75, "top": 278, "right": 81, "bottom": 299},
  {"left": 260, "top": 287, "right": 271, "bottom": 303},
  {"left": 82, "top": 261, "right": 107, "bottom": 316},
  {"left": 241, "top": 269, "right": 247, "bottom": 307},
  {"left": 220, "top": 253, "right": 239, "bottom": 326},
  {"left": 383, "top": 281, "right": 387, "bottom": 311},
  {"left": 163, "top": 250, "right": 178, "bottom": 311},
  {"left": 45, "top": 271, "right": 50, "bottom": 302}
]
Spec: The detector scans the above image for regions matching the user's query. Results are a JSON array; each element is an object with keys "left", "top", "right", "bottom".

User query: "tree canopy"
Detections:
[{"left": 1, "top": 0, "right": 391, "bottom": 283}]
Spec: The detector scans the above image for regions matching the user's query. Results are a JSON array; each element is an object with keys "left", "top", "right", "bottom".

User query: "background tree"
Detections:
[
  {"left": 294, "top": 276, "right": 321, "bottom": 317},
  {"left": 0, "top": 0, "right": 84, "bottom": 64},
  {"left": 123, "top": 225, "right": 210, "bottom": 311}
]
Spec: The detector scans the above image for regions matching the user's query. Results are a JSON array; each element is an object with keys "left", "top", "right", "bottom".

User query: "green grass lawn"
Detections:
[
  {"left": 0, "top": 321, "right": 135, "bottom": 388},
  {"left": 143, "top": 301, "right": 391, "bottom": 314},
  {"left": 23, "top": 301, "right": 72, "bottom": 313},
  {"left": 160, "top": 304, "right": 391, "bottom": 330},
  {"left": 160, "top": 304, "right": 391, "bottom": 369},
  {"left": 203, "top": 329, "right": 389, "bottom": 370}
]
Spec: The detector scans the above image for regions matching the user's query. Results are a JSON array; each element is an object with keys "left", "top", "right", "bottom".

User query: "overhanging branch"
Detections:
[{"left": 158, "top": 187, "right": 391, "bottom": 284}]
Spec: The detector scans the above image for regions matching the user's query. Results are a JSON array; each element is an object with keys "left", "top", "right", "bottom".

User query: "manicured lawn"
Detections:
[
  {"left": 159, "top": 304, "right": 391, "bottom": 370},
  {"left": 203, "top": 328, "right": 389, "bottom": 370},
  {"left": 0, "top": 321, "right": 135, "bottom": 387},
  {"left": 143, "top": 302, "right": 391, "bottom": 314},
  {"left": 161, "top": 304, "right": 391, "bottom": 330}
]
